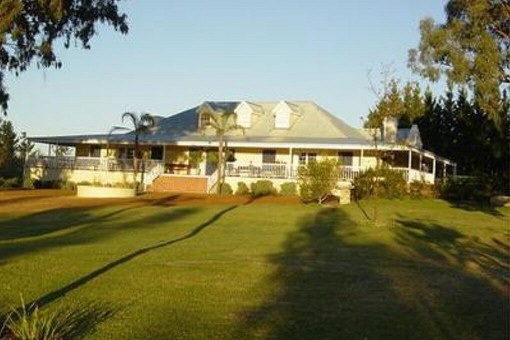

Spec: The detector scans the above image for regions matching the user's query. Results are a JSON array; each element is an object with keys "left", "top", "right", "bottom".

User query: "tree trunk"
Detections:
[
  {"left": 216, "top": 134, "right": 224, "bottom": 194},
  {"left": 133, "top": 135, "right": 139, "bottom": 192}
]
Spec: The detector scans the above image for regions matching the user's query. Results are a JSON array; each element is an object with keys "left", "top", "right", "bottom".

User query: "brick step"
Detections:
[{"left": 150, "top": 175, "right": 208, "bottom": 193}]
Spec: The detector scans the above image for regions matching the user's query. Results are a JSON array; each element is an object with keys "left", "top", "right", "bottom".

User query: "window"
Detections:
[
  {"left": 338, "top": 151, "right": 353, "bottom": 166},
  {"left": 200, "top": 113, "right": 210, "bottom": 127},
  {"left": 262, "top": 149, "right": 276, "bottom": 163},
  {"left": 151, "top": 146, "right": 163, "bottom": 160},
  {"left": 119, "top": 147, "right": 134, "bottom": 159},
  {"left": 299, "top": 153, "right": 307, "bottom": 165},
  {"left": 299, "top": 152, "right": 317, "bottom": 165},
  {"left": 90, "top": 145, "right": 101, "bottom": 158},
  {"left": 226, "top": 149, "right": 236, "bottom": 162}
]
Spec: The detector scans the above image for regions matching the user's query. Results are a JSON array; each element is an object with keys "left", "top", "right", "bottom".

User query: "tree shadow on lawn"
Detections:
[
  {"left": 236, "top": 208, "right": 509, "bottom": 339},
  {"left": 446, "top": 200, "right": 506, "bottom": 218},
  {"left": 0, "top": 205, "right": 141, "bottom": 241},
  {"left": 30, "top": 204, "right": 240, "bottom": 309},
  {"left": 0, "top": 204, "right": 198, "bottom": 266},
  {"left": 394, "top": 218, "right": 510, "bottom": 297},
  {"left": 0, "top": 194, "right": 56, "bottom": 206}
]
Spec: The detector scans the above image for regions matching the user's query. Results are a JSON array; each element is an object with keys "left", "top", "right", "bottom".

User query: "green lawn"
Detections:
[{"left": 0, "top": 194, "right": 508, "bottom": 339}]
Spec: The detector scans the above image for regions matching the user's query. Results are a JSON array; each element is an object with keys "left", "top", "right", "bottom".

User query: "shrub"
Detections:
[
  {"left": 2, "top": 296, "right": 112, "bottom": 340},
  {"left": 235, "top": 182, "right": 250, "bottom": 195},
  {"left": 2, "top": 296, "right": 72, "bottom": 340},
  {"left": 22, "top": 177, "right": 34, "bottom": 189},
  {"left": 409, "top": 180, "right": 436, "bottom": 199},
  {"left": 280, "top": 182, "right": 297, "bottom": 196},
  {"left": 219, "top": 183, "right": 233, "bottom": 195},
  {"left": 0, "top": 177, "right": 20, "bottom": 188},
  {"left": 250, "top": 180, "right": 276, "bottom": 197},
  {"left": 353, "top": 167, "right": 407, "bottom": 199},
  {"left": 113, "top": 182, "right": 133, "bottom": 189},
  {"left": 298, "top": 159, "right": 338, "bottom": 204},
  {"left": 438, "top": 177, "right": 492, "bottom": 202},
  {"left": 60, "top": 181, "right": 76, "bottom": 191},
  {"left": 33, "top": 179, "right": 59, "bottom": 189},
  {"left": 77, "top": 181, "right": 92, "bottom": 186}
]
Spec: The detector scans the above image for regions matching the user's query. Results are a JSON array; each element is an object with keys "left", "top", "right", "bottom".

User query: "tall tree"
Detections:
[
  {"left": 364, "top": 73, "right": 418, "bottom": 222},
  {"left": 366, "top": 79, "right": 405, "bottom": 130},
  {"left": 408, "top": 0, "right": 509, "bottom": 129},
  {"left": 112, "top": 112, "right": 155, "bottom": 190},
  {"left": 365, "top": 80, "right": 425, "bottom": 131},
  {"left": 0, "top": 0, "right": 128, "bottom": 113},
  {"left": 0, "top": 120, "right": 20, "bottom": 178},
  {"left": 200, "top": 109, "right": 243, "bottom": 194},
  {"left": 416, "top": 89, "right": 509, "bottom": 192}
]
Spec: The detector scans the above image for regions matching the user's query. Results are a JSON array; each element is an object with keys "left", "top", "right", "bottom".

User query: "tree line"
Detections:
[{"left": 367, "top": 0, "right": 509, "bottom": 194}]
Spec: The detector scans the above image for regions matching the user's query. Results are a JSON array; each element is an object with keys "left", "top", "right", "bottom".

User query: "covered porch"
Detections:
[{"left": 25, "top": 143, "right": 456, "bottom": 191}]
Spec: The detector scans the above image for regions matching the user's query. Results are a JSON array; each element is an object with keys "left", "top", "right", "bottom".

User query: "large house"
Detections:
[{"left": 27, "top": 100, "right": 456, "bottom": 193}]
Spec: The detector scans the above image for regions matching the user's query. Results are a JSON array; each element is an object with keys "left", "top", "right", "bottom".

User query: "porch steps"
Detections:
[{"left": 149, "top": 175, "right": 208, "bottom": 193}]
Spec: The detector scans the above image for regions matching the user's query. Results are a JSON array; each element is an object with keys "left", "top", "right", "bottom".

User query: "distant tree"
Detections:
[
  {"left": 17, "top": 131, "right": 34, "bottom": 161},
  {"left": 366, "top": 79, "right": 405, "bottom": 130},
  {"left": 112, "top": 112, "right": 155, "bottom": 190},
  {"left": 54, "top": 145, "right": 70, "bottom": 157},
  {"left": 0, "top": 0, "right": 129, "bottom": 113},
  {"left": 363, "top": 68, "right": 422, "bottom": 221},
  {"left": 416, "top": 88, "right": 509, "bottom": 192},
  {"left": 0, "top": 120, "right": 20, "bottom": 178},
  {"left": 366, "top": 79, "right": 425, "bottom": 129},
  {"left": 408, "top": 0, "right": 509, "bottom": 129},
  {"left": 199, "top": 109, "right": 243, "bottom": 194}
]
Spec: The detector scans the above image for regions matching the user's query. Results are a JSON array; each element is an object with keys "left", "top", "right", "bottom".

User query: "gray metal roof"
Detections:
[{"left": 30, "top": 101, "right": 372, "bottom": 146}]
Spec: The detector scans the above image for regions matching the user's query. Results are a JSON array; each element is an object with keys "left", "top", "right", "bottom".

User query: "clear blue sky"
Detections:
[{"left": 5, "top": 0, "right": 446, "bottom": 137}]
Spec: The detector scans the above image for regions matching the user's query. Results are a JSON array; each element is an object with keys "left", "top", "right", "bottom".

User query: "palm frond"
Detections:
[
  {"left": 121, "top": 112, "right": 138, "bottom": 129},
  {"left": 109, "top": 126, "right": 130, "bottom": 134},
  {"left": 139, "top": 113, "right": 155, "bottom": 128}
]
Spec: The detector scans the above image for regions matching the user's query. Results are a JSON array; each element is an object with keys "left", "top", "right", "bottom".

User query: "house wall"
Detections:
[
  {"left": 230, "top": 147, "right": 290, "bottom": 164},
  {"left": 218, "top": 147, "right": 378, "bottom": 168},
  {"left": 28, "top": 167, "right": 142, "bottom": 185}
]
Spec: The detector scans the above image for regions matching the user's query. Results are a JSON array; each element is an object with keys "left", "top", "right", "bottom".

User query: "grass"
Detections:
[{"left": 0, "top": 191, "right": 508, "bottom": 339}]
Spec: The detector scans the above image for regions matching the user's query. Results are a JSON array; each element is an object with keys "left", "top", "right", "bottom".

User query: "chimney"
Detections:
[{"left": 383, "top": 116, "right": 398, "bottom": 143}]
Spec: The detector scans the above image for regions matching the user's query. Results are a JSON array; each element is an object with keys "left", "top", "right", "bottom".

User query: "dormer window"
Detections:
[
  {"left": 200, "top": 112, "right": 211, "bottom": 128},
  {"left": 272, "top": 100, "right": 301, "bottom": 129},
  {"left": 234, "top": 101, "right": 263, "bottom": 128}
]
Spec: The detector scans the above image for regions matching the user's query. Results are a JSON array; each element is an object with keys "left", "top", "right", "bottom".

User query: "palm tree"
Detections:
[
  {"left": 201, "top": 109, "right": 243, "bottom": 194},
  {"left": 111, "top": 112, "right": 155, "bottom": 190}
]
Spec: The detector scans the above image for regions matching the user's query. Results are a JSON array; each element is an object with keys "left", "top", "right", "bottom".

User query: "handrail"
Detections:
[
  {"left": 207, "top": 169, "right": 219, "bottom": 193},
  {"left": 143, "top": 161, "right": 165, "bottom": 191}
]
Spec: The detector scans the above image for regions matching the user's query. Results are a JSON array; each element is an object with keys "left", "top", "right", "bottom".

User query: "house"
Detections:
[{"left": 27, "top": 100, "right": 456, "bottom": 193}]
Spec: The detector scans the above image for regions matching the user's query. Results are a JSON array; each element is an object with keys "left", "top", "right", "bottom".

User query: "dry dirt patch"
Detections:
[{"left": 0, "top": 190, "right": 301, "bottom": 214}]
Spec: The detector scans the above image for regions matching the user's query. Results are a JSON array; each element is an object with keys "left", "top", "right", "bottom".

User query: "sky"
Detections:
[{"left": 5, "top": 0, "right": 446, "bottom": 137}]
